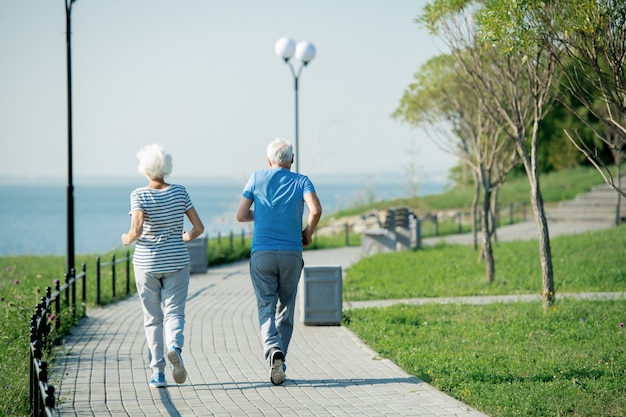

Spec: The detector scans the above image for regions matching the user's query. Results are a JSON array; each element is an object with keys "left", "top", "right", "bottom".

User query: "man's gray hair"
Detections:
[
  {"left": 136, "top": 144, "right": 173, "bottom": 180},
  {"left": 266, "top": 138, "right": 293, "bottom": 165}
]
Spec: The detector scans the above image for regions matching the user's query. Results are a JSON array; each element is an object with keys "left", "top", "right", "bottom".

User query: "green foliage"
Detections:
[
  {"left": 344, "top": 299, "right": 626, "bottom": 417},
  {"left": 344, "top": 226, "right": 626, "bottom": 301},
  {"left": 0, "top": 250, "right": 134, "bottom": 416},
  {"left": 208, "top": 233, "right": 251, "bottom": 266},
  {"left": 307, "top": 231, "right": 362, "bottom": 250}
]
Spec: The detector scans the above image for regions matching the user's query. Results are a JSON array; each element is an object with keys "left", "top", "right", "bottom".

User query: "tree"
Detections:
[
  {"left": 420, "top": 0, "right": 559, "bottom": 308},
  {"left": 480, "top": 0, "right": 626, "bottom": 210},
  {"left": 394, "top": 52, "right": 518, "bottom": 283},
  {"left": 548, "top": 0, "right": 626, "bottom": 200}
]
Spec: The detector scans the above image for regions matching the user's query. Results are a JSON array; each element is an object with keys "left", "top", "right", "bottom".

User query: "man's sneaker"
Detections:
[
  {"left": 167, "top": 347, "right": 187, "bottom": 384},
  {"left": 269, "top": 348, "right": 285, "bottom": 385},
  {"left": 149, "top": 372, "right": 166, "bottom": 388}
]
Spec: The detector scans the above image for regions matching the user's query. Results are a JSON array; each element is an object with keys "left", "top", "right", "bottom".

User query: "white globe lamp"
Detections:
[{"left": 274, "top": 37, "right": 296, "bottom": 62}]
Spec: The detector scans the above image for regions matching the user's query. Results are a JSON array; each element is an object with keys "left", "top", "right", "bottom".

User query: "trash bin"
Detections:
[
  {"left": 299, "top": 266, "right": 342, "bottom": 326},
  {"left": 185, "top": 233, "right": 208, "bottom": 274}
]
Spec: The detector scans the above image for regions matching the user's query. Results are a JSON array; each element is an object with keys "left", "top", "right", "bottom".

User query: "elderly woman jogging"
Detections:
[{"left": 122, "top": 144, "right": 205, "bottom": 388}]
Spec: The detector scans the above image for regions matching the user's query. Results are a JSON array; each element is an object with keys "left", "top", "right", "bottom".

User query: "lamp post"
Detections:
[
  {"left": 274, "top": 37, "right": 316, "bottom": 173},
  {"left": 65, "top": 0, "right": 76, "bottom": 277}
]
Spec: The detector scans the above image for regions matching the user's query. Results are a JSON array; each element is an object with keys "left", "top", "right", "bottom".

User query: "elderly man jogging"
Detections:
[{"left": 236, "top": 138, "right": 322, "bottom": 385}]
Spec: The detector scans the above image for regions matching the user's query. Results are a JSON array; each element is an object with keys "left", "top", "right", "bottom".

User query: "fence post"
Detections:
[
  {"left": 45, "top": 287, "right": 54, "bottom": 329},
  {"left": 54, "top": 280, "right": 61, "bottom": 329},
  {"left": 126, "top": 251, "right": 131, "bottom": 296},
  {"left": 344, "top": 223, "right": 350, "bottom": 247},
  {"left": 457, "top": 212, "right": 462, "bottom": 233},
  {"left": 111, "top": 254, "right": 116, "bottom": 300},
  {"left": 29, "top": 320, "right": 37, "bottom": 413},
  {"left": 31, "top": 339, "right": 42, "bottom": 417},
  {"left": 96, "top": 256, "right": 101, "bottom": 306},
  {"left": 71, "top": 268, "right": 76, "bottom": 320},
  {"left": 229, "top": 231, "right": 234, "bottom": 252},
  {"left": 81, "top": 264, "right": 87, "bottom": 303},
  {"left": 509, "top": 203, "right": 514, "bottom": 224},
  {"left": 241, "top": 230, "right": 245, "bottom": 247},
  {"left": 64, "top": 272, "right": 70, "bottom": 308}
]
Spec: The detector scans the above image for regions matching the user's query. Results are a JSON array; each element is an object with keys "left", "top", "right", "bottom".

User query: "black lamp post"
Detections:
[
  {"left": 274, "top": 37, "right": 316, "bottom": 174},
  {"left": 65, "top": 0, "right": 76, "bottom": 276}
]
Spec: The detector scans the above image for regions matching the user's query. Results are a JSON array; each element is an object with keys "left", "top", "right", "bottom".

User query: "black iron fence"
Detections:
[{"left": 29, "top": 252, "right": 132, "bottom": 417}]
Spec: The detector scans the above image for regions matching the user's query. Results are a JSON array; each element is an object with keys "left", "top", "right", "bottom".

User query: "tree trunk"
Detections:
[
  {"left": 472, "top": 174, "right": 480, "bottom": 251},
  {"left": 521, "top": 129, "right": 555, "bottom": 310},
  {"left": 614, "top": 152, "right": 623, "bottom": 226},
  {"left": 529, "top": 181, "right": 554, "bottom": 309},
  {"left": 492, "top": 188, "right": 499, "bottom": 243},
  {"left": 482, "top": 187, "right": 495, "bottom": 283}
]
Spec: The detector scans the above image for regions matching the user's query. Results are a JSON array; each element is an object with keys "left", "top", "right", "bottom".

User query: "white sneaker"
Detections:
[
  {"left": 167, "top": 347, "right": 187, "bottom": 384},
  {"left": 269, "top": 348, "right": 285, "bottom": 385}
]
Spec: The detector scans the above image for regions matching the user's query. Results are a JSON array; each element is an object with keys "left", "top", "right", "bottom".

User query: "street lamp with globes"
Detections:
[{"left": 274, "top": 37, "right": 316, "bottom": 173}]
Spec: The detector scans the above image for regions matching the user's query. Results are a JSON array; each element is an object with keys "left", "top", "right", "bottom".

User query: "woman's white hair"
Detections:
[
  {"left": 266, "top": 138, "right": 293, "bottom": 165},
  {"left": 136, "top": 144, "right": 173, "bottom": 180}
]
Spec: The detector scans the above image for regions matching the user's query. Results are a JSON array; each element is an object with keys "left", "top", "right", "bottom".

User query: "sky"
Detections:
[{"left": 0, "top": 0, "right": 456, "bottom": 185}]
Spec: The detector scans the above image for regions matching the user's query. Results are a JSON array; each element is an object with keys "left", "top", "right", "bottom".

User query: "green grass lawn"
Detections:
[
  {"left": 343, "top": 299, "right": 626, "bottom": 417},
  {"left": 344, "top": 227, "right": 626, "bottom": 300},
  {"left": 343, "top": 227, "right": 626, "bottom": 416}
]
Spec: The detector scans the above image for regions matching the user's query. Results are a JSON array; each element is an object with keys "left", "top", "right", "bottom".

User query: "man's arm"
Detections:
[{"left": 302, "top": 192, "right": 322, "bottom": 247}]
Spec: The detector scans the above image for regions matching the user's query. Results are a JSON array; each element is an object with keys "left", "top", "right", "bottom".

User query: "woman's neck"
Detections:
[{"left": 147, "top": 178, "right": 170, "bottom": 189}]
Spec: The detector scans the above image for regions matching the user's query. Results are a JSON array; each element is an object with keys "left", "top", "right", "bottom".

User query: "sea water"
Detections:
[{"left": 0, "top": 175, "right": 446, "bottom": 256}]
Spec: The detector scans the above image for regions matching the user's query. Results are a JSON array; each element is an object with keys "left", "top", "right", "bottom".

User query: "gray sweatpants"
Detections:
[
  {"left": 249, "top": 250, "right": 304, "bottom": 362},
  {"left": 134, "top": 265, "right": 189, "bottom": 374}
]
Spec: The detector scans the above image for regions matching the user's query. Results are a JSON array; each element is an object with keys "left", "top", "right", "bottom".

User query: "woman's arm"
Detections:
[
  {"left": 235, "top": 196, "right": 254, "bottom": 222},
  {"left": 183, "top": 207, "right": 205, "bottom": 242},
  {"left": 121, "top": 210, "right": 144, "bottom": 246}
]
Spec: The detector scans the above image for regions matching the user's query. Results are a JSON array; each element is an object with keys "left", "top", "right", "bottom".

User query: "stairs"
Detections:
[{"left": 546, "top": 177, "right": 626, "bottom": 224}]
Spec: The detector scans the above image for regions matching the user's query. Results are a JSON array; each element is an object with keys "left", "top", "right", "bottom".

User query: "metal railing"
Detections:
[
  {"left": 30, "top": 265, "right": 86, "bottom": 417},
  {"left": 29, "top": 252, "right": 132, "bottom": 417},
  {"left": 96, "top": 252, "right": 132, "bottom": 305}
]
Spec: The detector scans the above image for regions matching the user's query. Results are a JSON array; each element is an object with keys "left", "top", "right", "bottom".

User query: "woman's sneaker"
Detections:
[
  {"left": 269, "top": 348, "right": 285, "bottom": 385},
  {"left": 167, "top": 347, "right": 187, "bottom": 384},
  {"left": 149, "top": 372, "right": 166, "bottom": 388}
]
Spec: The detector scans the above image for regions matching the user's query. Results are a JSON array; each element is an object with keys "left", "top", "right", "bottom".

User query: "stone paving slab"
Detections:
[{"left": 52, "top": 247, "right": 487, "bottom": 416}]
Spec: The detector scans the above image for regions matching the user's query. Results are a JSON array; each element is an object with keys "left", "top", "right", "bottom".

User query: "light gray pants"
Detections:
[
  {"left": 134, "top": 265, "right": 189, "bottom": 374},
  {"left": 250, "top": 250, "right": 304, "bottom": 362}
]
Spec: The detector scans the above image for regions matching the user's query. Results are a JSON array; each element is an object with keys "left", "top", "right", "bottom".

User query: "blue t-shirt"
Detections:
[
  {"left": 242, "top": 167, "right": 316, "bottom": 252},
  {"left": 129, "top": 184, "right": 193, "bottom": 272}
]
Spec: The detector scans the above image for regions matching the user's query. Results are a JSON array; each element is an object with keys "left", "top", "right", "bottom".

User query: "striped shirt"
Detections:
[{"left": 129, "top": 184, "right": 193, "bottom": 273}]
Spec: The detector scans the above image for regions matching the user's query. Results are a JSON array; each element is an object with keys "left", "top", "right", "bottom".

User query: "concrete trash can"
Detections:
[
  {"left": 299, "top": 266, "right": 342, "bottom": 326},
  {"left": 185, "top": 233, "right": 208, "bottom": 274}
]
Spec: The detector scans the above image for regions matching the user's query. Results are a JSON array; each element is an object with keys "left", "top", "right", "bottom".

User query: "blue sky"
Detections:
[{"left": 0, "top": 1, "right": 456, "bottom": 184}]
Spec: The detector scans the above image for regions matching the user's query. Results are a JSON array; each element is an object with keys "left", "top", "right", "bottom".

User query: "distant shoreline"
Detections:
[{"left": 0, "top": 170, "right": 451, "bottom": 187}]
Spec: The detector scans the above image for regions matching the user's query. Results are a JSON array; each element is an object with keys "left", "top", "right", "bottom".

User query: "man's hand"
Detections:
[{"left": 302, "top": 227, "right": 313, "bottom": 247}]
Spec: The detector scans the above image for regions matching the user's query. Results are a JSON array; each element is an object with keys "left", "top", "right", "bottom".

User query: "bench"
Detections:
[{"left": 361, "top": 207, "right": 419, "bottom": 255}]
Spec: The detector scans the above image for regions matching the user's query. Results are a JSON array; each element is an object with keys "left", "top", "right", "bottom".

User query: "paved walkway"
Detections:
[
  {"left": 53, "top": 247, "right": 488, "bottom": 417},
  {"left": 52, "top": 217, "right": 619, "bottom": 416}
]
